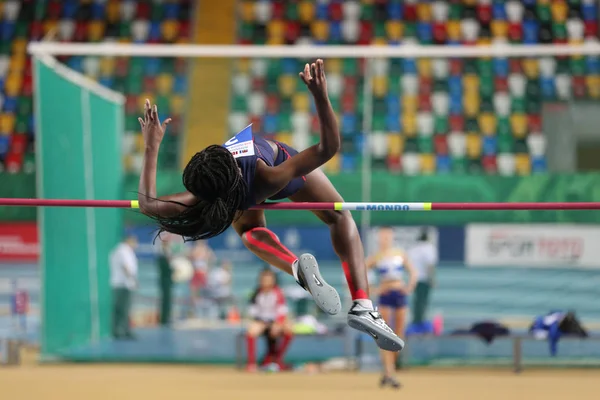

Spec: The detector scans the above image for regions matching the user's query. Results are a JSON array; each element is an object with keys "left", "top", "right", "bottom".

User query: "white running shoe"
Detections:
[
  {"left": 294, "top": 253, "right": 342, "bottom": 315},
  {"left": 347, "top": 302, "right": 405, "bottom": 352}
]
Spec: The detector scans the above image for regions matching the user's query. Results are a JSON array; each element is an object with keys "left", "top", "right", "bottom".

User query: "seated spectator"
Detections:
[{"left": 245, "top": 269, "right": 294, "bottom": 372}]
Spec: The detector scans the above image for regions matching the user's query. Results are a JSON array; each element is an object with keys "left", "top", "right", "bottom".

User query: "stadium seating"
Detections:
[
  {"left": 232, "top": 0, "right": 600, "bottom": 175},
  {"left": 0, "top": 0, "right": 192, "bottom": 173}
]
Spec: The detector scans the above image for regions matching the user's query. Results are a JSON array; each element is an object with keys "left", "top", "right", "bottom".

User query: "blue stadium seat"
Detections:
[
  {"left": 263, "top": 113, "right": 278, "bottom": 134},
  {"left": 493, "top": 58, "right": 509, "bottom": 77},
  {"left": 436, "top": 154, "right": 451, "bottom": 173},
  {"left": 341, "top": 154, "right": 356, "bottom": 172},
  {"left": 482, "top": 136, "right": 497, "bottom": 156},
  {"left": 531, "top": 156, "right": 547, "bottom": 173}
]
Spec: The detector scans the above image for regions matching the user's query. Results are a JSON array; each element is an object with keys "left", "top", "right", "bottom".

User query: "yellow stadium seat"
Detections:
[
  {"left": 326, "top": 59, "right": 342, "bottom": 74},
  {"left": 138, "top": 94, "right": 155, "bottom": 112},
  {"left": 385, "top": 21, "right": 403, "bottom": 41},
  {"left": 266, "top": 37, "right": 285, "bottom": 45},
  {"left": 463, "top": 93, "right": 480, "bottom": 118},
  {"left": 522, "top": 58, "right": 539, "bottom": 79},
  {"left": 292, "top": 92, "right": 310, "bottom": 112},
  {"left": 510, "top": 114, "right": 528, "bottom": 139},
  {"left": 479, "top": 113, "right": 497, "bottom": 135},
  {"left": 515, "top": 154, "right": 531, "bottom": 175},
  {"left": 134, "top": 134, "right": 145, "bottom": 153},
  {"left": 44, "top": 20, "right": 58, "bottom": 36},
  {"left": 491, "top": 21, "right": 508, "bottom": 38},
  {"left": 477, "top": 37, "right": 492, "bottom": 47},
  {"left": 106, "top": 1, "right": 120, "bottom": 23},
  {"left": 463, "top": 74, "right": 480, "bottom": 93},
  {"left": 278, "top": 75, "right": 297, "bottom": 97},
  {"left": 551, "top": 1, "right": 568, "bottom": 23},
  {"left": 239, "top": 1, "right": 255, "bottom": 22},
  {"left": 569, "top": 38, "right": 584, "bottom": 46},
  {"left": 417, "top": 3, "right": 432, "bottom": 21},
  {"left": 4, "top": 73, "right": 22, "bottom": 97},
  {"left": 420, "top": 154, "right": 436, "bottom": 174},
  {"left": 298, "top": 0, "right": 315, "bottom": 24},
  {"left": 323, "top": 154, "right": 341, "bottom": 174},
  {"left": 156, "top": 74, "right": 174, "bottom": 95},
  {"left": 99, "top": 57, "right": 116, "bottom": 76},
  {"left": 387, "top": 134, "right": 404, "bottom": 156},
  {"left": 9, "top": 54, "right": 26, "bottom": 73},
  {"left": 402, "top": 95, "right": 418, "bottom": 114},
  {"left": 236, "top": 59, "right": 251, "bottom": 74},
  {"left": 466, "top": 133, "right": 482, "bottom": 159},
  {"left": 176, "top": 37, "right": 189, "bottom": 45},
  {"left": 417, "top": 59, "right": 432, "bottom": 78},
  {"left": 275, "top": 133, "right": 293, "bottom": 145},
  {"left": 463, "top": 0, "right": 477, "bottom": 5},
  {"left": 268, "top": 20, "right": 286, "bottom": 40},
  {"left": 447, "top": 21, "right": 461, "bottom": 41},
  {"left": 371, "top": 37, "right": 387, "bottom": 46},
  {"left": 373, "top": 76, "right": 388, "bottom": 98},
  {"left": 161, "top": 20, "right": 179, "bottom": 42},
  {"left": 123, "top": 154, "right": 133, "bottom": 171},
  {"left": 587, "top": 75, "right": 600, "bottom": 99},
  {"left": 0, "top": 113, "right": 16, "bottom": 133},
  {"left": 402, "top": 113, "right": 417, "bottom": 137},
  {"left": 170, "top": 95, "right": 186, "bottom": 116},
  {"left": 88, "top": 21, "right": 105, "bottom": 41},
  {"left": 11, "top": 38, "right": 27, "bottom": 55}
]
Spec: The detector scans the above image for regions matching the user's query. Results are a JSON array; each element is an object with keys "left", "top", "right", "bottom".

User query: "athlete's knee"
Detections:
[{"left": 242, "top": 227, "right": 279, "bottom": 248}]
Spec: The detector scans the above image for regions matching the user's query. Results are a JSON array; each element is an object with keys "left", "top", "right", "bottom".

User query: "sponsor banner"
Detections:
[
  {"left": 465, "top": 224, "right": 600, "bottom": 268},
  {"left": 127, "top": 225, "right": 463, "bottom": 263},
  {"left": 0, "top": 223, "right": 39, "bottom": 262}
]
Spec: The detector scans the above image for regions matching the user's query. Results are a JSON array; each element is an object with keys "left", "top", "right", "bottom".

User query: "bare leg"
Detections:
[
  {"left": 378, "top": 306, "right": 396, "bottom": 377},
  {"left": 394, "top": 307, "right": 408, "bottom": 365},
  {"left": 233, "top": 210, "right": 296, "bottom": 276},
  {"left": 290, "top": 169, "right": 405, "bottom": 352},
  {"left": 233, "top": 209, "right": 341, "bottom": 315},
  {"left": 289, "top": 169, "right": 369, "bottom": 299}
]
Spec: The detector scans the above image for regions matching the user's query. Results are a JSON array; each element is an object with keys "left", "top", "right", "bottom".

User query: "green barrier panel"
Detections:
[
  {"left": 120, "top": 172, "right": 600, "bottom": 225},
  {"left": 34, "top": 55, "right": 124, "bottom": 357}
]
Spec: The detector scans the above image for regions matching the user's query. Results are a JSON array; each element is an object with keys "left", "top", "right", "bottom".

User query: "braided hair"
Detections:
[{"left": 153, "top": 145, "right": 248, "bottom": 241}]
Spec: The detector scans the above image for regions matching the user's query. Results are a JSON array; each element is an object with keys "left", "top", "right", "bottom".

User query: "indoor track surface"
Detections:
[{"left": 1, "top": 359, "right": 598, "bottom": 400}]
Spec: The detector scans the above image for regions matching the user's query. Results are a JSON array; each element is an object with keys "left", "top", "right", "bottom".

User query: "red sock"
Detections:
[
  {"left": 246, "top": 335, "right": 256, "bottom": 365},
  {"left": 276, "top": 333, "right": 293, "bottom": 364},
  {"left": 341, "top": 261, "right": 369, "bottom": 300}
]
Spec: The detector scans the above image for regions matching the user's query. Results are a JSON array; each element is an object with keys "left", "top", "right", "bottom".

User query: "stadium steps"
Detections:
[{"left": 182, "top": 0, "right": 236, "bottom": 166}]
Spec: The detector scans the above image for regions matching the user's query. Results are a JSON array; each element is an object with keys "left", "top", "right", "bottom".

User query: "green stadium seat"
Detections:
[
  {"left": 498, "top": 132, "right": 514, "bottom": 153},
  {"left": 511, "top": 97, "right": 526, "bottom": 113},
  {"left": 418, "top": 136, "right": 434, "bottom": 153}
]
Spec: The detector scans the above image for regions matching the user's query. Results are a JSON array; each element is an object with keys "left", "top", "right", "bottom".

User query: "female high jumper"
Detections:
[
  {"left": 366, "top": 227, "right": 417, "bottom": 388},
  {"left": 137, "top": 59, "right": 404, "bottom": 352}
]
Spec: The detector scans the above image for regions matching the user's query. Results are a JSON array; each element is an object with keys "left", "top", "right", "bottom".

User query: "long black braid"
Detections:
[{"left": 152, "top": 145, "right": 248, "bottom": 241}]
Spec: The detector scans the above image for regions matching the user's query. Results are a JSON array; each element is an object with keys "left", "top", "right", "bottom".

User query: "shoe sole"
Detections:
[
  {"left": 298, "top": 253, "right": 341, "bottom": 315},
  {"left": 347, "top": 315, "right": 405, "bottom": 352}
]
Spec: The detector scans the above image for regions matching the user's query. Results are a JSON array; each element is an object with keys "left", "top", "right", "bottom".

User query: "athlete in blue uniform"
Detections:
[
  {"left": 367, "top": 227, "right": 416, "bottom": 388},
  {"left": 137, "top": 60, "right": 404, "bottom": 352}
]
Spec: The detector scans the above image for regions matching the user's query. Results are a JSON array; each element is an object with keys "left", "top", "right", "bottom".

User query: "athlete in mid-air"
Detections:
[{"left": 137, "top": 59, "right": 404, "bottom": 352}]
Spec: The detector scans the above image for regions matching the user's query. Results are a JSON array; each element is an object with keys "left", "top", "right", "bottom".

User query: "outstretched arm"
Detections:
[
  {"left": 258, "top": 59, "right": 340, "bottom": 193},
  {"left": 138, "top": 99, "right": 196, "bottom": 217}
]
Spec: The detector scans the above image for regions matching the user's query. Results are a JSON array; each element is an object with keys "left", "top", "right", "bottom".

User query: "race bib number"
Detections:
[{"left": 224, "top": 124, "right": 255, "bottom": 159}]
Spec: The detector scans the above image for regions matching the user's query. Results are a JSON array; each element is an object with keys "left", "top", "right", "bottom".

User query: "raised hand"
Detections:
[
  {"left": 299, "top": 59, "right": 328, "bottom": 99},
  {"left": 138, "top": 98, "right": 171, "bottom": 150}
]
